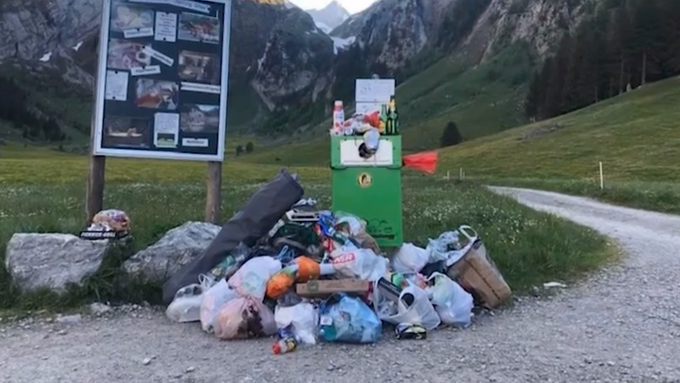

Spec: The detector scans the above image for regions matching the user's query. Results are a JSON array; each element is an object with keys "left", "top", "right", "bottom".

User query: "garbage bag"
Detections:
[
  {"left": 427, "top": 272, "right": 473, "bottom": 327},
  {"left": 162, "top": 170, "right": 304, "bottom": 304},
  {"left": 200, "top": 278, "right": 238, "bottom": 333},
  {"left": 372, "top": 280, "right": 441, "bottom": 330},
  {"left": 402, "top": 151, "right": 438, "bottom": 174},
  {"left": 166, "top": 274, "right": 214, "bottom": 323},
  {"left": 89, "top": 209, "right": 131, "bottom": 233},
  {"left": 213, "top": 296, "right": 277, "bottom": 340},
  {"left": 392, "top": 243, "right": 430, "bottom": 274},
  {"left": 319, "top": 294, "right": 381, "bottom": 344},
  {"left": 275, "top": 302, "right": 319, "bottom": 345},
  {"left": 330, "top": 246, "right": 388, "bottom": 281},
  {"left": 229, "top": 257, "right": 282, "bottom": 300}
]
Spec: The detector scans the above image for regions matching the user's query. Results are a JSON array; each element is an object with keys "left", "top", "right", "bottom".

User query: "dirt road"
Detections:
[{"left": 2, "top": 187, "right": 679, "bottom": 383}]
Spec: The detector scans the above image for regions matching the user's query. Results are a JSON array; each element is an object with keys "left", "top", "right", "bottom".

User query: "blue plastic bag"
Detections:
[{"left": 319, "top": 294, "right": 382, "bottom": 344}]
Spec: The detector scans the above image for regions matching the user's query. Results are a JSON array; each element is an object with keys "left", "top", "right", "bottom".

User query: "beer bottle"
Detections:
[{"left": 388, "top": 96, "right": 399, "bottom": 135}]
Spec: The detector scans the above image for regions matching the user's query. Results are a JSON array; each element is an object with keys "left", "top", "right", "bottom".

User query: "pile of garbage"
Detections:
[{"left": 161, "top": 170, "right": 511, "bottom": 354}]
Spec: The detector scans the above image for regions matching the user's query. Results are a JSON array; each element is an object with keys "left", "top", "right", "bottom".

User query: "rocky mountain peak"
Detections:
[{"left": 306, "top": 1, "right": 350, "bottom": 34}]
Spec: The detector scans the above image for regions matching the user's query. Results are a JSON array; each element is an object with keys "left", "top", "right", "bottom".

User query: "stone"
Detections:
[
  {"left": 5, "top": 233, "right": 109, "bottom": 293},
  {"left": 122, "top": 222, "right": 220, "bottom": 283},
  {"left": 56, "top": 314, "right": 82, "bottom": 324},
  {"left": 89, "top": 302, "right": 112, "bottom": 315}
]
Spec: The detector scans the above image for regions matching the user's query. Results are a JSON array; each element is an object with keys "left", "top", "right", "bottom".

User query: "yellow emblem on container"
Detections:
[{"left": 358, "top": 172, "right": 372, "bottom": 187}]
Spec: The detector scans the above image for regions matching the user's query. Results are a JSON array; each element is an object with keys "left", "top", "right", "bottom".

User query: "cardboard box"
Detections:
[{"left": 296, "top": 279, "right": 370, "bottom": 298}]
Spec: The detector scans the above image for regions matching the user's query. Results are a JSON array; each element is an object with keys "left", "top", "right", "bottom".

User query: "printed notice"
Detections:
[
  {"left": 182, "top": 138, "right": 208, "bottom": 147},
  {"left": 124, "top": 27, "right": 154, "bottom": 39},
  {"left": 144, "top": 47, "right": 174, "bottom": 66},
  {"left": 181, "top": 82, "right": 221, "bottom": 94},
  {"left": 130, "top": 65, "right": 161, "bottom": 76},
  {"left": 155, "top": 12, "right": 177, "bottom": 42},
  {"left": 105, "top": 70, "right": 129, "bottom": 101},
  {"left": 154, "top": 112, "right": 179, "bottom": 148}
]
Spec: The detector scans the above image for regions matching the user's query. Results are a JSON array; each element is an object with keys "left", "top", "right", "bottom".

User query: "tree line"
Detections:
[
  {"left": 0, "top": 76, "right": 67, "bottom": 141},
  {"left": 525, "top": 0, "right": 680, "bottom": 121}
]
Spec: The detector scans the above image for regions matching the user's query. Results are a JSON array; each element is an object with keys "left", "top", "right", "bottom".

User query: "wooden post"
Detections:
[
  {"left": 205, "top": 161, "right": 222, "bottom": 223},
  {"left": 599, "top": 161, "right": 604, "bottom": 190},
  {"left": 86, "top": 40, "right": 106, "bottom": 224}
]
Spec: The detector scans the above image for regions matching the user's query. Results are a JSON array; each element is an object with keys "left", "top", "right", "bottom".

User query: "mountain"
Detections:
[
  {"left": 0, "top": 0, "right": 335, "bottom": 141},
  {"left": 305, "top": 1, "right": 350, "bottom": 33}
]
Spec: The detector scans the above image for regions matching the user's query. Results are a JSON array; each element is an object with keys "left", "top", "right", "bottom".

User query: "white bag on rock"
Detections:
[
  {"left": 200, "top": 278, "right": 238, "bottom": 333},
  {"left": 427, "top": 272, "right": 473, "bottom": 327},
  {"left": 330, "top": 246, "right": 388, "bottom": 281},
  {"left": 228, "top": 256, "right": 282, "bottom": 300},
  {"left": 392, "top": 243, "right": 430, "bottom": 273},
  {"left": 372, "top": 281, "right": 441, "bottom": 330},
  {"left": 275, "top": 302, "right": 319, "bottom": 345}
]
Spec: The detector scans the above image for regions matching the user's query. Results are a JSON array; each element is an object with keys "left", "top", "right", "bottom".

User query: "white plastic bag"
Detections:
[
  {"left": 427, "top": 225, "right": 478, "bottom": 266},
  {"left": 213, "top": 296, "right": 277, "bottom": 340},
  {"left": 200, "top": 278, "right": 238, "bottom": 333},
  {"left": 372, "top": 281, "right": 441, "bottom": 330},
  {"left": 275, "top": 302, "right": 319, "bottom": 345},
  {"left": 166, "top": 274, "right": 214, "bottom": 323},
  {"left": 330, "top": 246, "right": 388, "bottom": 281},
  {"left": 427, "top": 272, "right": 473, "bottom": 327},
  {"left": 392, "top": 243, "right": 430, "bottom": 273},
  {"left": 228, "top": 256, "right": 282, "bottom": 300}
]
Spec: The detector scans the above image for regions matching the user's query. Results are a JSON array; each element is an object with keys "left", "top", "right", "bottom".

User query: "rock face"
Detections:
[
  {"left": 4, "top": 233, "right": 109, "bottom": 293},
  {"left": 122, "top": 222, "right": 220, "bottom": 284}
]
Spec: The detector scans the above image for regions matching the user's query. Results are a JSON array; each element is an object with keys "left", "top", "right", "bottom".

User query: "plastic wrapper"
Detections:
[
  {"left": 372, "top": 281, "right": 441, "bottom": 330},
  {"left": 402, "top": 151, "right": 438, "bottom": 174},
  {"left": 213, "top": 296, "right": 277, "bottom": 340},
  {"left": 427, "top": 226, "right": 478, "bottom": 266},
  {"left": 166, "top": 274, "right": 214, "bottom": 323},
  {"left": 209, "top": 243, "right": 252, "bottom": 280},
  {"left": 88, "top": 209, "right": 130, "bottom": 232},
  {"left": 319, "top": 294, "right": 381, "bottom": 344},
  {"left": 392, "top": 243, "right": 430, "bottom": 273}
]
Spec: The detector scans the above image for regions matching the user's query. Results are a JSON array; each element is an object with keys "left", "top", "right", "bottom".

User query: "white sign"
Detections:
[
  {"left": 355, "top": 79, "right": 395, "bottom": 103},
  {"left": 92, "top": 0, "right": 232, "bottom": 162}
]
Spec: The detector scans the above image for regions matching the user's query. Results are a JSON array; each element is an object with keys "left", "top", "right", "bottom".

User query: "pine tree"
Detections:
[{"left": 440, "top": 121, "right": 463, "bottom": 148}]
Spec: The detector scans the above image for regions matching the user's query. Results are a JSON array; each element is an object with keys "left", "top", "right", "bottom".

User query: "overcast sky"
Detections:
[{"left": 289, "top": 0, "right": 377, "bottom": 14}]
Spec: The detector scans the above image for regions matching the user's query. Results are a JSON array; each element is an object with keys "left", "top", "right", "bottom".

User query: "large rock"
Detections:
[
  {"left": 5, "top": 233, "right": 109, "bottom": 293},
  {"left": 122, "top": 222, "right": 220, "bottom": 284}
]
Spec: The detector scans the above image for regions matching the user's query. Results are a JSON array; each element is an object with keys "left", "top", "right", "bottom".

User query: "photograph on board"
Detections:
[
  {"left": 110, "top": 2, "right": 154, "bottom": 32},
  {"left": 107, "top": 39, "right": 152, "bottom": 70},
  {"left": 153, "top": 112, "right": 180, "bottom": 148},
  {"left": 135, "top": 79, "right": 179, "bottom": 110},
  {"left": 177, "top": 13, "right": 220, "bottom": 44},
  {"left": 102, "top": 116, "right": 151, "bottom": 148},
  {"left": 180, "top": 104, "right": 219, "bottom": 133},
  {"left": 178, "top": 50, "right": 220, "bottom": 84}
]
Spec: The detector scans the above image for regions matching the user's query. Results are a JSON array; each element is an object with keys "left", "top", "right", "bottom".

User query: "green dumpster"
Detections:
[{"left": 330, "top": 134, "right": 403, "bottom": 247}]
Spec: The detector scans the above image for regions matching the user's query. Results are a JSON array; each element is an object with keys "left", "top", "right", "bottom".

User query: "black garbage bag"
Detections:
[{"left": 162, "top": 170, "right": 304, "bottom": 304}]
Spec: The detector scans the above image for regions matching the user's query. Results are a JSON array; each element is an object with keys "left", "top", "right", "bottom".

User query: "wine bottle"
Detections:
[{"left": 388, "top": 96, "right": 399, "bottom": 135}]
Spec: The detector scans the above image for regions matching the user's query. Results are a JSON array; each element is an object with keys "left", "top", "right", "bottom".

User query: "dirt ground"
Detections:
[{"left": 2, "top": 187, "right": 679, "bottom": 383}]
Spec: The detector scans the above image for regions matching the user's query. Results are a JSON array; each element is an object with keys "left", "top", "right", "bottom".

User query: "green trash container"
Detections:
[{"left": 330, "top": 134, "right": 403, "bottom": 248}]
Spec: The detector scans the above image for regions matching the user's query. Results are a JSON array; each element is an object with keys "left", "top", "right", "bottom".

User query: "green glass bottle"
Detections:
[
  {"left": 388, "top": 96, "right": 398, "bottom": 135},
  {"left": 379, "top": 104, "right": 388, "bottom": 134}
]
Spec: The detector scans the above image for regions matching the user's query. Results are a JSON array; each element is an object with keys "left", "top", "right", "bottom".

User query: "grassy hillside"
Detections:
[
  {"left": 436, "top": 76, "right": 680, "bottom": 213},
  {"left": 239, "top": 42, "right": 533, "bottom": 165}
]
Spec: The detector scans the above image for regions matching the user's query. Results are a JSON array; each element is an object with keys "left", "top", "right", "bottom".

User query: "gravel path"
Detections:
[{"left": 2, "top": 187, "right": 680, "bottom": 383}]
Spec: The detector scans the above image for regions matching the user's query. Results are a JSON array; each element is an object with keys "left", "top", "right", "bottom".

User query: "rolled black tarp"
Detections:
[{"left": 162, "top": 170, "right": 304, "bottom": 304}]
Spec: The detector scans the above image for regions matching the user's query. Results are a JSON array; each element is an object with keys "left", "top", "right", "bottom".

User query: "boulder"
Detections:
[
  {"left": 5, "top": 233, "right": 109, "bottom": 293},
  {"left": 122, "top": 222, "right": 220, "bottom": 283}
]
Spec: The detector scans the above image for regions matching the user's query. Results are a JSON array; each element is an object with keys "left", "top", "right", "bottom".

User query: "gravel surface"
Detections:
[{"left": 2, "top": 187, "right": 680, "bottom": 383}]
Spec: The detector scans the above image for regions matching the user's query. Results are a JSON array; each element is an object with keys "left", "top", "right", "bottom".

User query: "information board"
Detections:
[
  {"left": 355, "top": 78, "right": 395, "bottom": 115},
  {"left": 92, "top": 0, "right": 232, "bottom": 161}
]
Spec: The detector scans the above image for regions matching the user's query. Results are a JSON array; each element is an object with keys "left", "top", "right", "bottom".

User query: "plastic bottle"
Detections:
[
  {"left": 272, "top": 327, "right": 299, "bottom": 354},
  {"left": 332, "top": 100, "right": 344, "bottom": 135}
]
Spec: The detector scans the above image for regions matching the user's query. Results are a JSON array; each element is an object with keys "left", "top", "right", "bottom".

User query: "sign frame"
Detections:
[{"left": 91, "top": 0, "right": 232, "bottom": 162}]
